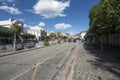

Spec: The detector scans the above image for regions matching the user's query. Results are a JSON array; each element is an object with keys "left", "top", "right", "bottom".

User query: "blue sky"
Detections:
[{"left": 0, "top": 0, "right": 99, "bottom": 35}]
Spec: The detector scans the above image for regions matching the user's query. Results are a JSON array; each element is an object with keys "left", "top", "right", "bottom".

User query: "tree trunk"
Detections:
[
  {"left": 101, "top": 35, "right": 104, "bottom": 52},
  {"left": 13, "top": 33, "right": 16, "bottom": 52},
  {"left": 106, "top": 34, "right": 108, "bottom": 48}
]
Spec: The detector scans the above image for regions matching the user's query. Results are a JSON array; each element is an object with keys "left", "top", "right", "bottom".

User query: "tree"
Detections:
[
  {"left": 49, "top": 32, "right": 57, "bottom": 40},
  {"left": 57, "top": 32, "right": 62, "bottom": 39},
  {"left": 62, "top": 35, "right": 68, "bottom": 42},
  {"left": 23, "top": 33, "right": 35, "bottom": 39},
  {"left": 89, "top": 0, "right": 120, "bottom": 34},
  {"left": 0, "top": 29, "right": 13, "bottom": 37},
  {"left": 88, "top": 0, "right": 120, "bottom": 51},
  {"left": 9, "top": 24, "right": 23, "bottom": 51}
]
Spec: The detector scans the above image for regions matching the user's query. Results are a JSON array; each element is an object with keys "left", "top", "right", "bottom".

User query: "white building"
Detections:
[
  {"left": 0, "top": 18, "right": 23, "bottom": 28},
  {"left": 27, "top": 26, "right": 47, "bottom": 41},
  {"left": 80, "top": 31, "right": 86, "bottom": 40}
]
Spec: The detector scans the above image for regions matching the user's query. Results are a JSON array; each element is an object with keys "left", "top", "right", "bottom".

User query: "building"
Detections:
[
  {"left": 80, "top": 31, "right": 86, "bottom": 41},
  {"left": 0, "top": 18, "right": 24, "bottom": 41},
  {"left": 0, "top": 18, "right": 23, "bottom": 28},
  {"left": 27, "top": 26, "right": 47, "bottom": 41},
  {"left": 0, "top": 18, "right": 23, "bottom": 39},
  {"left": 74, "top": 34, "right": 80, "bottom": 39},
  {"left": 0, "top": 18, "right": 24, "bottom": 50},
  {"left": 62, "top": 33, "right": 70, "bottom": 37}
]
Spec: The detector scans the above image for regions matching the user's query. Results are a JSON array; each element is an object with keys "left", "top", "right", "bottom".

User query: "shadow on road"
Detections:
[{"left": 83, "top": 43, "right": 120, "bottom": 78}]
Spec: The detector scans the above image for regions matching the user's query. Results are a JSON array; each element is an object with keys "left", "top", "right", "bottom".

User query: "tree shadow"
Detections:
[{"left": 83, "top": 43, "right": 120, "bottom": 78}]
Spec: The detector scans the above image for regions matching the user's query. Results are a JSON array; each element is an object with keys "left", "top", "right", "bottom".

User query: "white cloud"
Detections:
[
  {"left": 0, "top": 0, "right": 7, "bottom": 5},
  {"left": 24, "top": 22, "right": 45, "bottom": 28},
  {"left": 55, "top": 23, "right": 72, "bottom": 30},
  {"left": 24, "top": 24, "right": 27, "bottom": 27},
  {"left": 24, "top": 24, "right": 32, "bottom": 28},
  {"left": 30, "top": 0, "right": 70, "bottom": 18},
  {"left": 38, "top": 22, "right": 45, "bottom": 27},
  {"left": 1, "top": 0, "right": 15, "bottom": 5},
  {"left": 7, "top": 0, "right": 15, "bottom": 3},
  {"left": 18, "top": 18, "right": 25, "bottom": 22},
  {"left": 0, "top": 5, "right": 21, "bottom": 14}
]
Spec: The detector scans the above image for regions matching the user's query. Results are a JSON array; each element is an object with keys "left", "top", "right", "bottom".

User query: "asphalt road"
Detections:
[{"left": 0, "top": 42, "right": 76, "bottom": 80}]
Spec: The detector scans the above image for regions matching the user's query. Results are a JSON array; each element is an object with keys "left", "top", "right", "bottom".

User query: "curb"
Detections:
[
  {"left": 0, "top": 42, "right": 65, "bottom": 57},
  {"left": 0, "top": 46, "right": 44, "bottom": 57}
]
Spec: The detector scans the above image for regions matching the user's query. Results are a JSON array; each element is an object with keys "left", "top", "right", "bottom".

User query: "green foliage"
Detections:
[
  {"left": 0, "top": 27, "right": 13, "bottom": 37},
  {"left": 41, "top": 36, "right": 46, "bottom": 41},
  {"left": 57, "top": 40, "right": 61, "bottom": 44},
  {"left": 89, "top": 0, "right": 120, "bottom": 35},
  {"left": 41, "top": 36, "right": 50, "bottom": 41},
  {"left": 48, "top": 32, "right": 69, "bottom": 42},
  {"left": 44, "top": 40, "right": 49, "bottom": 46},
  {"left": 57, "top": 32, "right": 62, "bottom": 39},
  {"left": 43, "top": 37, "right": 49, "bottom": 46},
  {"left": 62, "top": 36, "right": 68, "bottom": 42},
  {"left": 9, "top": 24, "right": 23, "bottom": 33},
  {"left": 62, "top": 36, "right": 68, "bottom": 39},
  {"left": 49, "top": 32, "right": 57, "bottom": 39},
  {"left": 23, "top": 33, "right": 35, "bottom": 39}
]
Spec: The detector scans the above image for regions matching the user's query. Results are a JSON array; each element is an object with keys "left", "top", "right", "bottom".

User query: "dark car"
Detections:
[{"left": 73, "top": 39, "right": 76, "bottom": 42}]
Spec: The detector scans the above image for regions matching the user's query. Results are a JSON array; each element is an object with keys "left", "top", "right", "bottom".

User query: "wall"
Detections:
[{"left": 100, "top": 32, "right": 120, "bottom": 47}]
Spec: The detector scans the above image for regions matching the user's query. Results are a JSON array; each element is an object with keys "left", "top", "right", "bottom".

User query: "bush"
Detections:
[
  {"left": 44, "top": 40, "right": 49, "bottom": 46},
  {"left": 43, "top": 37, "right": 49, "bottom": 46},
  {"left": 57, "top": 40, "right": 61, "bottom": 44}
]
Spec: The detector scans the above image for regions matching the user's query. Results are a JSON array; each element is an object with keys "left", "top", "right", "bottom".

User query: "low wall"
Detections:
[
  {"left": 0, "top": 42, "right": 35, "bottom": 53},
  {"left": 0, "top": 44, "right": 13, "bottom": 53}
]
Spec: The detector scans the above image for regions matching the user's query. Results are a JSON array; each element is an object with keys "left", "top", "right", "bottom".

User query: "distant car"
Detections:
[{"left": 73, "top": 39, "right": 76, "bottom": 42}]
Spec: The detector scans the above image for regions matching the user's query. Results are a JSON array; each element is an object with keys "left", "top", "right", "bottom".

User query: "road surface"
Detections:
[{"left": 0, "top": 43, "right": 76, "bottom": 80}]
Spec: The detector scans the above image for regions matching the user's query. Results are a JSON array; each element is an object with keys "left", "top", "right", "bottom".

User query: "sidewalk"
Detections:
[
  {"left": 0, "top": 46, "right": 43, "bottom": 57},
  {"left": 0, "top": 41, "right": 59, "bottom": 57},
  {"left": 73, "top": 43, "right": 120, "bottom": 80},
  {"left": 0, "top": 41, "right": 45, "bottom": 57}
]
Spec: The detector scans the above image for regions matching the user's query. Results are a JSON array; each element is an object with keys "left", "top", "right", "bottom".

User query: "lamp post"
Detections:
[
  {"left": 20, "top": 32, "right": 24, "bottom": 49},
  {"left": 13, "top": 32, "right": 16, "bottom": 52}
]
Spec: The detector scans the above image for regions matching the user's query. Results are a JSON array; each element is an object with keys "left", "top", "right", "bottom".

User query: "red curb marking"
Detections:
[
  {"left": 65, "top": 46, "right": 78, "bottom": 80},
  {"left": 71, "top": 59, "right": 74, "bottom": 65},
  {"left": 65, "top": 58, "right": 74, "bottom": 80}
]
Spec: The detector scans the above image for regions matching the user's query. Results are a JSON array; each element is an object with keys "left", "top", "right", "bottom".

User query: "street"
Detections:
[
  {"left": 0, "top": 43, "right": 77, "bottom": 80},
  {"left": 0, "top": 42, "right": 120, "bottom": 80},
  {"left": 0, "top": 0, "right": 119, "bottom": 80}
]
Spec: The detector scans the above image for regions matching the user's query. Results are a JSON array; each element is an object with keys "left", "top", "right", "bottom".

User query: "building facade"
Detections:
[
  {"left": 80, "top": 31, "right": 86, "bottom": 41},
  {"left": 27, "top": 26, "right": 47, "bottom": 41},
  {"left": 0, "top": 18, "right": 24, "bottom": 41},
  {"left": 0, "top": 18, "right": 24, "bottom": 50},
  {"left": 0, "top": 18, "right": 23, "bottom": 28}
]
